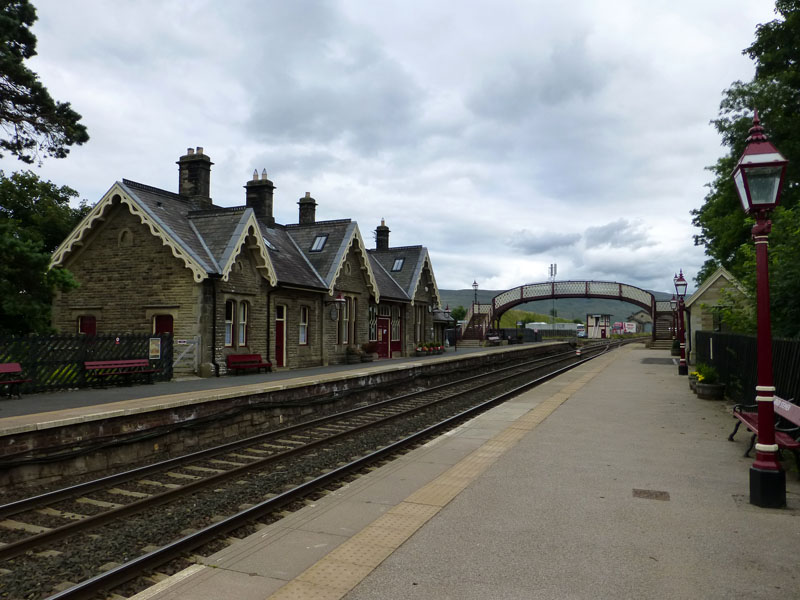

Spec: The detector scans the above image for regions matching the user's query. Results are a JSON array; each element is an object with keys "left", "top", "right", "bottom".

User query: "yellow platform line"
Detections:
[{"left": 265, "top": 348, "right": 625, "bottom": 600}]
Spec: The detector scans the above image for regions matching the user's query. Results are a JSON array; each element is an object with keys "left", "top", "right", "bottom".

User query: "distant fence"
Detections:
[
  {"left": 694, "top": 332, "right": 800, "bottom": 404},
  {"left": 0, "top": 334, "right": 173, "bottom": 394}
]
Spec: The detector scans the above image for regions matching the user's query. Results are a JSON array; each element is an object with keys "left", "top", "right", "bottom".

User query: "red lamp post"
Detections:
[
  {"left": 673, "top": 271, "right": 688, "bottom": 375},
  {"left": 731, "top": 110, "right": 788, "bottom": 508}
]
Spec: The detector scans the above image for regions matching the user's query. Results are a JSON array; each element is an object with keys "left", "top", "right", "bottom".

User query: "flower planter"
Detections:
[
  {"left": 696, "top": 382, "right": 725, "bottom": 400},
  {"left": 688, "top": 374, "right": 698, "bottom": 392},
  {"left": 415, "top": 350, "right": 426, "bottom": 357}
]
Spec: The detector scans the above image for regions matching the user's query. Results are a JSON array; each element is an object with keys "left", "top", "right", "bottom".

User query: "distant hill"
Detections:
[{"left": 439, "top": 287, "right": 672, "bottom": 324}]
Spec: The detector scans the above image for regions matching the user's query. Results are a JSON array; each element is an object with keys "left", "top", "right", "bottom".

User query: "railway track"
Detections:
[{"left": 0, "top": 342, "right": 618, "bottom": 600}]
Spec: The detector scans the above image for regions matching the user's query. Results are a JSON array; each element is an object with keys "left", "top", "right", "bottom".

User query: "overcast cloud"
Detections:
[{"left": 0, "top": 0, "right": 779, "bottom": 295}]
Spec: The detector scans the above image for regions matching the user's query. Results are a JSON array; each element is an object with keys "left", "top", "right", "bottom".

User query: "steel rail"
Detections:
[
  {"left": 0, "top": 345, "right": 578, "bottom": 519},
  {"left": 44, "top": 342, "right": 617, "bottom": 600},
  {"left": 0, "top": 346, "right": 593, "bottom": 561}
]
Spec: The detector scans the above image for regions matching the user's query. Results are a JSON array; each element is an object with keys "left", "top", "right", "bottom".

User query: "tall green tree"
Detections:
[
  {"left": 1, "top": 0, "right": 89, "bottom": 164},
  {"left": 0, "top": 170, "right": 88, "bottom": 334},
  {"left": 693, "top": 0, "right": 800, "bottom": 337}
]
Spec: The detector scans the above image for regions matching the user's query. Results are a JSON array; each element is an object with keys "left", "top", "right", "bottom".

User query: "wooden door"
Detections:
[{"left": 376, "top": 317, "right": 390, "bottom": 358}]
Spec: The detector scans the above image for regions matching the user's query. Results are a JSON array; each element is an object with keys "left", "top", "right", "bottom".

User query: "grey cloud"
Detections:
[
  {"left": 240, "top": 5, "right": 424, "bottom": 155},
  {"left": 584, "top": 219, "right": 650, "bottom": 250},
  {"left": 466, "top": 35, "right": 606, "bottom": 121},
  {"left": 508, "top": 229, "right": 581, "bottom": 255}
]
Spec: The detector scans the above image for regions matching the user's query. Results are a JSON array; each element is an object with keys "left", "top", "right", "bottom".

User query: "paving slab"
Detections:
[{"left": 131, "top": 344, "right": 800, "bottom": 600}]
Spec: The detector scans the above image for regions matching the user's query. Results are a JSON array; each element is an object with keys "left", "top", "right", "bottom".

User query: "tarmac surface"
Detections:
[{"left": 122, "top": 343, "right": 799, "bottom": 600}]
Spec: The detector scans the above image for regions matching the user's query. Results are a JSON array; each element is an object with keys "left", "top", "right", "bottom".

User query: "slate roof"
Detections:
[
  {"left": 54, "top": 176, "right": 439, "bottom": 305},
  {"left": 259, "top": 224, "right": 327, "bottom": 290},
  {"left": 368, "top": 254, "right": 410, "bottom": 302},
  {"left": 369, "top": 245, "right": 427, "bottom": 298},
  {"left": 285, "top": 220, "right": 357, "bottom": 287}
]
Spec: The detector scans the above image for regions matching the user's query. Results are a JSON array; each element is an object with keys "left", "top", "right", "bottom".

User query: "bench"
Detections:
[
  {"left": 486, "top": 336, "right": 501, "bottom": 347},
  {"left": 226, "top": 353, "right": 272, "bottom": 374},
  {"left": 84, "top": 359, "right": 160, "bottom": 387},
  {"left": 729, "top": 396, "right": 800, "bottom": 478},
  {"left": 0, "top": 363, "right": 33, "bottom": 398}
]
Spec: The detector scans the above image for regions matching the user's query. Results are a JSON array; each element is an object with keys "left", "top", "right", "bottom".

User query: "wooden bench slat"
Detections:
[
  {"left": 1, "top": 363, "right": 32, "bottom": 398},
  {"left": 226, "top": 354, "right": 272, "bottom": 374},
  {"left": 729, "top": 396, "right": 800, "bottom": 477}
]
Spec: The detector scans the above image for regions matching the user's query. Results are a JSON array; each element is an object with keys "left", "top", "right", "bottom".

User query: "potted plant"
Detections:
[
  {"left": 695, "top": 363, "right": 724, "bottom": 400},
  {"left": 415, "top": 344, "right": 426, "bottom": 357},
  {"left": 345, "top": 345, "right": 362, "bottom": 364},
  {"left": 688, "top": 370, "right": 699, "bottom": 392},
  {"left": 361, "top": 342, "right": 378, "bottom": 362}
]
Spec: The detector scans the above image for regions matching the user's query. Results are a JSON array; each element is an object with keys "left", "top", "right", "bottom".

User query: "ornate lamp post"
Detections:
[
  {"left": 472, "top": 280, "right": 479, "bottom": 306},
  {"left": 673, "top": 271, "right": 688, "bottom": 375},
  {"left": 731, "top": 110, "right": 788, "bottom": 508}
]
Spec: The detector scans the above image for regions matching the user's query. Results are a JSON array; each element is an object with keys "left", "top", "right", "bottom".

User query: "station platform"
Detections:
[
  {"left": 0, "top": 345, "right": 501, "bottom": 434},
  {"left": 128, "top": 344, "right": 800, "bottom": 600}
]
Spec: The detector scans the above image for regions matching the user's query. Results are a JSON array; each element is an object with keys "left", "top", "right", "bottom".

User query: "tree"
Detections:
[
  {"left": 0, "top": 170, "right": 88, "bottom": 334},
  {"left": 449, "top": 305, "right": 467, "bottom": 322},
  {"left": 1, "top": 0, "right": 89, "bottom": 164},
  {"left": 693, "top": 0, "right": 800, "bottom": 337}
]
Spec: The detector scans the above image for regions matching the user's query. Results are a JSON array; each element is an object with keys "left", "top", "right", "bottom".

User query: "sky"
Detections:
[{"left": 1, "top": 0, "right": 781, "bottom": 294}]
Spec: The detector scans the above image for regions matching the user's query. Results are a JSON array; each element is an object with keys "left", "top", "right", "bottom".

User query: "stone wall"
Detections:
[{"left": 52, "top": 205, "right": 202, "bottom": 341}]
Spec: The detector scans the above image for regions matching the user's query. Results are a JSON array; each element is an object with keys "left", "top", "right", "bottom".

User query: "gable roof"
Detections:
[
  {"left": 369, "top": 245, "right": 441, "bottom": 306},
  {"left": 685, "top": 267, "right": 747, "bottom": 308},
  {"left": 368, "top": 254, "right": 410, "bottom": 302},
  {"left": 50, "top": 180, "right": 277, "bottom": 285},
  {"left": 286, "top": 220, "right": 380, "bottom": 300}
]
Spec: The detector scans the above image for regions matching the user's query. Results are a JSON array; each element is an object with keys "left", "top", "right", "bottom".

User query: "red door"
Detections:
[
  {"left": 376, "top": 317, "right": 390, "bottom": 358},
  {"left": 275, "top": 305, "right": 286, "bottom": 367},
  {"left": 154, "top": 315, "right": 173, "bottom": 335}
]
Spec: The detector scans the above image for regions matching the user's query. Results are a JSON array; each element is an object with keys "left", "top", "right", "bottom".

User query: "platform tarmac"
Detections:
[{"left": 126, "top": 343, "right": 799, "bottom": 600}]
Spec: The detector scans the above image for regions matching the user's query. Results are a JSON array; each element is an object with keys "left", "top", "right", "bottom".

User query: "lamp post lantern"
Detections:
[
  {"left": 472, "top": 280, "right": 479, "bottom": 306},
  {"left": 731, "top": 110, "right": 787, "bottom": 508},
  {"left": 673, "top": 271, "right": 688, "bottom": 375}
]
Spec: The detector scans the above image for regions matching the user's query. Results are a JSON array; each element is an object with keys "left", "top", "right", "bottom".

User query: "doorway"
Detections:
[{"left": 376, "top": 317, "right": 390, "bottom": 358}]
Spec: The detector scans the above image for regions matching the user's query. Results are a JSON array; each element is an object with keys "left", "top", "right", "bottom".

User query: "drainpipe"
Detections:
[
  {"left": 210, "top": 275, "right": 220, "bottom": 377},
  {"left": 265, "top": 288, "right": 271, "bottom": 363}
]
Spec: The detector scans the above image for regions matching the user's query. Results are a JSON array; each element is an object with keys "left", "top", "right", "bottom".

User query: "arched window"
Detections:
[
  {"left": 299, "top": 306, "right": 309, "bottom": 345},
  {"left": 238, "top": 301, "right": 248, "bottom": 346},
  {"left": 225, "top": 300, "right": 235, "bottom": 346}
]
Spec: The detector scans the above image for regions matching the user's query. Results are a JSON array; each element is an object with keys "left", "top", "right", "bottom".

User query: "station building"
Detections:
[{"left": 49, "top": 148, "right": 442, "bottom": 375}]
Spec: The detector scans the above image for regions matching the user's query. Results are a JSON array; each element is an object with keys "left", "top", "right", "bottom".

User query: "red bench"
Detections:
[
  {"left": 85, "top": 359, "right": 160, "bottom": 386},
  {"left": 729, "top": 396, "right": 800, "bottom": 477},
  {"left": 226, "top": 353, "right": 272, "bottom": 374},
  {"left": 0, "top": 363, "right": 33, "bottom": 398}
]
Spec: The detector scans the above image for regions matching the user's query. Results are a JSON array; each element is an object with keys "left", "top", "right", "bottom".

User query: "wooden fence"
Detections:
[
  {"left": 694, "top": 331, "right": 800, "bottom": 404},
  {"left": 0, "top": 334, "right": 173, "bottom": 394}
]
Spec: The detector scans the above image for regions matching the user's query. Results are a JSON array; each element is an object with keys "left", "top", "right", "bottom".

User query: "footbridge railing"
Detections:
[{"left": 460, "top": 280, "right": 674, "bottom": 341}]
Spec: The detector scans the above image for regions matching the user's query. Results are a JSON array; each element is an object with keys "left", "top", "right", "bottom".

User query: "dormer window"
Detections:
[
  {"left": 310, "top": 234, "right": 328, "bottom": 252},
  {"left": 391, "top": 258, "right": 404, "bottom": 271}
]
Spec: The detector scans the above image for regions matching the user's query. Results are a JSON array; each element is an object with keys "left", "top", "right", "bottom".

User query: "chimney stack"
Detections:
[
  {"left": 376, "top": 218, "right": 390, "bottom": 250},
  {"left": 298, "top": 192, "right": 317, "bottom": 225},
  {"left": 177, "top": 147, "right": 213, "bottom": 210},
  {"left": 245, "top": 168, "right": 276, "bottom": 226}
]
